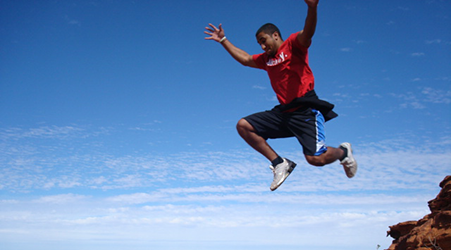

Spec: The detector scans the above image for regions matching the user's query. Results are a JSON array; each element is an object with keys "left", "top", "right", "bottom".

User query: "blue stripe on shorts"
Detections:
[{"left": 313, "top": 109, "right": 328, "bottom": 156}]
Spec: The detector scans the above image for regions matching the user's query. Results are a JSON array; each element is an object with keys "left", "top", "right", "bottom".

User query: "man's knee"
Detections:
[
  {"left": 237, "top": 119, "right": 258, "bottom": 140},
  {"left": 236, "top": 118, "right": 251, "bottom": 132},
  {"left": 305, "top": 155, "right": 326, "bottom": 167}
]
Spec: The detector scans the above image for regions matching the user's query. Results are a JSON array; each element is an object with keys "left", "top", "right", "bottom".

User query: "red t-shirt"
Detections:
[{"left": 252, "top": 32, "right": 314, "bottom": 105}]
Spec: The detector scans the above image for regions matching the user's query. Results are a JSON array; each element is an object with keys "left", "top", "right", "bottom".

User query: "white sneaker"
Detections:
[
  {"left": 339, "top": 142, "right": 357, "bottom": 178},
  {"left": 269, "top": 158, "right": 296, "bottom": 191}
]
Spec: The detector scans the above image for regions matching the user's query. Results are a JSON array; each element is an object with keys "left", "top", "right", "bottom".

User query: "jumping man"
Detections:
[{"left": 204, "top": 0, "right": 357, "bottom": 191}]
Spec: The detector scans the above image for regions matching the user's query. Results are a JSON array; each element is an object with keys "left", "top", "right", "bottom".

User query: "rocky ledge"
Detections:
[{"left": 386, "top": 175, "right": 451, "bottom": 250}]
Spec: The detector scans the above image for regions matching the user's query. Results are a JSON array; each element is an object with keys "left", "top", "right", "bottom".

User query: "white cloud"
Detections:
[
  {"left": 0, "top": 124, "right": 449, "bottom": 250},
  {"left": 426, "top": 39, "right": 441, "bottom": 44},
  {"left": 0, "top": 126, "right": 84, "bottom": 139},
  {"left": 106, "top": 192, "right": 165, "bottom": 204},
  {"left": 33, "top": 194, "right": 89, "bottom": 204},
  {"left": 422, "top": 87, "right": 451, "bottom": 104},
  {"left": 0, "top": 125, "right": 114, "bottom": 149},
  {"left": 1, "top": 124, "right": 449, "bottom": 193},
  {"left": 411, "top": 52, "right": 425, "bottom": 57},
  {"left": 64, "top": 15, "right": 80, "bottom": 26},
  {"left": 0, "top": 188, "right": 434, "bottom": 250},
  {"left": 252, "top": 85, "right": 266, "bottom": 90},
  {"left": 397, "top": 6, "right": 410, "bottom": 11},
  {"left": 390, "top": 92, "right": 425, "bottom": 109}
]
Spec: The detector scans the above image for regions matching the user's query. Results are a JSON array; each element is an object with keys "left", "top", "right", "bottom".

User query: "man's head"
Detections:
[{"left": 255, "top": 23, "right": 283, "bottom": 57}]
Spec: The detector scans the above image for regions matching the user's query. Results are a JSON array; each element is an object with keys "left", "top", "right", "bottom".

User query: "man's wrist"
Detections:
[{"left": 219, "top": 36, "right": 227, "bottom": 43}]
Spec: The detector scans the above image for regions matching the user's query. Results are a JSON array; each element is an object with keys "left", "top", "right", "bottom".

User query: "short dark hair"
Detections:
[{"left": 256, "top": 23, "right": 282, "bottom": 40}]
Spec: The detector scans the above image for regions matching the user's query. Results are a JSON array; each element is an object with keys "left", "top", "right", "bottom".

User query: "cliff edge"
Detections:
[{"left": 386, "top": 175, "right": 451, "bottom": 250}]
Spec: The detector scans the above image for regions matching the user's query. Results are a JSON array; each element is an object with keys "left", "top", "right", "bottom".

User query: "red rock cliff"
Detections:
[{"left": 386, "top": 175, "right": 451, "bottom": 250}]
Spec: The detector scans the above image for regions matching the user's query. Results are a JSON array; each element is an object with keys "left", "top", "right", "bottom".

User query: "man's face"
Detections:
[{"left": 256, "top": 31, "right": 279, "bottom": 57}]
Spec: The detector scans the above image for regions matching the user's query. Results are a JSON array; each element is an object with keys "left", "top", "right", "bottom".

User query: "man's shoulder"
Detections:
[
  {"left": 287, "top": 32, "right": 300, "bottom": 40},
  {"left": 282, "top": 32, "right": 308, "bottom": 51}
]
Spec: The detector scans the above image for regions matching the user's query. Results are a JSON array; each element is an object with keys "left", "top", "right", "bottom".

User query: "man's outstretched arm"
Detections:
[
  {"left": 204, "top": 23, "right": 258, "bottom": 68},
  {"left": 297, "top": 0, "right": 319, "bottom": 48}
]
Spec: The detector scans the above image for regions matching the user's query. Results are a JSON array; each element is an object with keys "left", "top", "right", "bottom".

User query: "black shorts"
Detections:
[{"left": 243, "top": 107, "right": 327, "bottom": 156}]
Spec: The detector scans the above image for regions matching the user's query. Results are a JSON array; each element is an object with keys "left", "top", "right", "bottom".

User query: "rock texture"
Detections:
[{"left": 386, "top": 175, "right": 451, "bottom": 250}]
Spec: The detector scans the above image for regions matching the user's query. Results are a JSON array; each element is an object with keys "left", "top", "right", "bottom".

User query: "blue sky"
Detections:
[{"left": 1, "top": 0, "right": 450, "bottom": 249}]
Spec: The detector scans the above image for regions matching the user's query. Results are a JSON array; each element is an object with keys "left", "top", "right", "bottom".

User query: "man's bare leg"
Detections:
[
  {"left": 305, "top": 144, "right": 357, "bottom": 178},
  {"left": 304, "top": 147, "right": 345, "bottom": 167},
  {"left": 236, "top": 118, "right": 278, "bottom": 162},
  {"left": 237, "top": 118, "right": 298, "bottom": 191}
]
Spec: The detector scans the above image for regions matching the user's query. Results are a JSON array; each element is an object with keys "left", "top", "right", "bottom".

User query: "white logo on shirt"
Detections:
[{"left": 267, "top": 52, "right": 288, "bottom": 66}]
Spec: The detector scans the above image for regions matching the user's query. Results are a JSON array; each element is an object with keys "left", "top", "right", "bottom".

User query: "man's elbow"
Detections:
[{"left": 240, "top": 57, "right": 256, "bottom": 68}]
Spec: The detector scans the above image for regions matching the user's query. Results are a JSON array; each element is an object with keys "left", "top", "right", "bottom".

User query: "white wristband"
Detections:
[{"left": 219, "top": 36, "right": 227, "bottom": 43}]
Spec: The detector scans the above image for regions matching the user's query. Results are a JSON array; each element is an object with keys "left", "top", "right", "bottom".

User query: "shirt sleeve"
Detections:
[
  {"left": 290, "top": 32, "right": 308, "bottom": 53},
  {"left": 252, "top": 53, "right": 267, "bottom": 70}
]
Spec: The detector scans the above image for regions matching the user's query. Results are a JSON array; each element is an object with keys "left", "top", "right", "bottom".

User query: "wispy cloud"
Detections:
[
  {"left": 394, "top": 92, "right": 425, "bottom": 109},
  {"left": 411, "top": 52, "right": 425, "bottom": 57},
  {"left": 0, "top": 126, "right": 84, "bottom": 140},
  {"left": 422, "top": 87, "right": 451, "bottom": 104},
  {"left": 1, "top": 124, "right": 449, "bottom": 192},
  {"left": 33, "top": 194, "right": 88, "bottom": 204},
  {"left": 252, "top": 85, "right": 266, "bottom": 90},
  {"left": 387, "top": 86, "right": 451, "bottom": 109},
  {"left": 0, "top": 124, "right": 449, "bottom": 250},
  {"left": 426, "top": 39, "right": 442, "bottom": 44},
  {"left": 64, "top": 15, "right": 80, "bottom": 26}
]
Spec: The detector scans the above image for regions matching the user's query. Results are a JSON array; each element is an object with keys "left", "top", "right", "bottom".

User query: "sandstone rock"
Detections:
[{"left": 386, "top": 175, "right": 451, "bottom": 250}]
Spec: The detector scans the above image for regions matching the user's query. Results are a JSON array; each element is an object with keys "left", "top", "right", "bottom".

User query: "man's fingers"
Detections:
[
  {"left": 208, "top": 23, "right": 218, "bottom": 31},
  {"left": 205, "top": 23, "right": 222, "bottom": 41}
]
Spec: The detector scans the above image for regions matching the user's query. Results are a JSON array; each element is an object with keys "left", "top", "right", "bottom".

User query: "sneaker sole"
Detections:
[
  {"left": 270, "top": 163, "right": 296, "bottom": 191},
  {"left": 341, "top": 142, "right": 357, "bottom": 178}
]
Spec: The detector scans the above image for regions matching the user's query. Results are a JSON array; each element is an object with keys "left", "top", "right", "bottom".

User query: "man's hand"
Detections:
[
  {"left": 304, "top": 0, "right": 319, "bottom": 8},
  {"left": 298, "top": 0, "right": 319, "bottom": 48},
  {"left": 204, "top": 23, "right": 225, "bottom": 42},
  {"left": 203, "top": 23, "right": 257, "bottom": 68}
]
